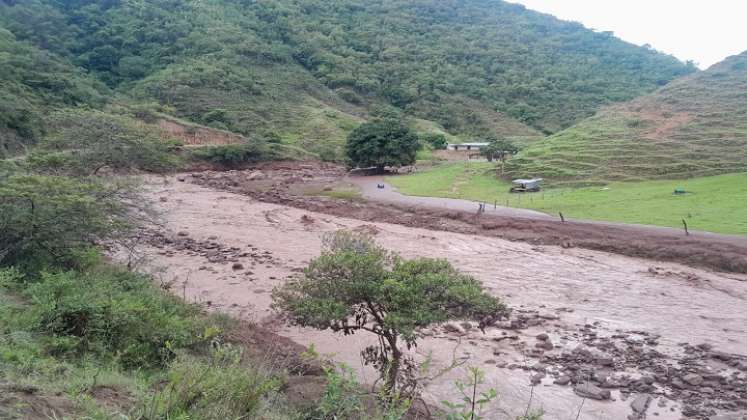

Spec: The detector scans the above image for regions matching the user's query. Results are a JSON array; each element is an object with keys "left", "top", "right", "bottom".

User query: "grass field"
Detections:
[{"left": 387, "top": 162, "right": 747, "bottom": 235}]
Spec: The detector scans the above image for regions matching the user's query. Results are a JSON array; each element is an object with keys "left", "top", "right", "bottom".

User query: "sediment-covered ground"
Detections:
[{"left": 125, "top": 167, "right": 747, "bottom": 420}]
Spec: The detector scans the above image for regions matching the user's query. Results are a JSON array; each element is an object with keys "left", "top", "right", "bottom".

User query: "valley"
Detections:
[
  {"left": 129, "top": 170, "right": 747, "bottom": 420},
  {"left": 2, "top": 1, "right": 747, "bottom": 419}
]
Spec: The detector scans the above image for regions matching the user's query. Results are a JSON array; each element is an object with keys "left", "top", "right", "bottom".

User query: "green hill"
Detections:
[
  {"left": 0, "top": 0, "right": 695, "bottom": 157},
  {"left": 506, "top": 51, "right": 747, "bottom": 184},
  {"left": 0, "top": 27, "right": 106, "bottom": 157}
]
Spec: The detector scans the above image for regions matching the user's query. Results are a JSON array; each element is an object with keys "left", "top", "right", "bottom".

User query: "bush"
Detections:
[
  {"left": 0, "top": 175, "right": 133, "bottom": 270},
  {"left": 420, "top": 133, "right": 448, "bottom": 150},
  {"left": 136, "top": 345, "right": 284, "bottom": 419},
  {"left": 191, "top": 141, "right": 275, "bottom": 167},
  {"left": 5, "top": 266, "right": 204, "bottom": 369}
]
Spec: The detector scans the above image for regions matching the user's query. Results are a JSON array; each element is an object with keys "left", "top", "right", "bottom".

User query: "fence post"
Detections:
[
  {"left": 494, "top": 199, "right": 497, "bottom": 209},
  {"left": 559, "top": 212, "right": 565, "bottom": 223},
  {"left": 682, "top": 219, "right": 689, "bottom": 236}
]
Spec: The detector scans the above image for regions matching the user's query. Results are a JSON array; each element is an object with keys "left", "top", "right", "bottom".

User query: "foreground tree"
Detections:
[
  {"left": 272, "top": 231, "right": 506, "bottom": 398},
  {"left": 0, "top": 175, "right": 135, "bottom": 270},
  {"left": 346, "top": 120, "right": 419, "bottom": 171}
]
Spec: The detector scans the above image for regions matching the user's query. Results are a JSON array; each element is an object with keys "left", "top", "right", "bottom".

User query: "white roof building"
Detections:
[{"left": 447, "top": 142, "right": 489, "bottom": 151}]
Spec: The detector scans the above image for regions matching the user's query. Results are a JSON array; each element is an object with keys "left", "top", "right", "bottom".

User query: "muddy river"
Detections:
[{"left": 128, "top": 176, "right": 747, "bottom": 420}]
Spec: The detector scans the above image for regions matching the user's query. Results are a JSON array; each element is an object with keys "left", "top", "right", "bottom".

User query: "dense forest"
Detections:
[{"left": 0, "top": 0, "right": 696, "bottom": 157}]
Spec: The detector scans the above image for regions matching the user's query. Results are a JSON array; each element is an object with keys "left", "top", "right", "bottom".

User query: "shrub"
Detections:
[
  {"left": 420, "top": 133, "right": 448, "bottom": 150},
  {"left": 0, "top": 175, "right": 132, "bottom": 270},
  {"left": 191, "top": 141, "right": 275, "bottom": 167},
  {"left": 15, "top": 266, "right": 204, "bottom": 369},
  {"left": 136, "top": 345, "right": 283, "bottom": 419}
]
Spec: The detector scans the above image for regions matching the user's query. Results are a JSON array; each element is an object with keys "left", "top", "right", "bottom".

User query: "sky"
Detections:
[{"left": 508, "top": 0, "right": 747, "bottom": 69}]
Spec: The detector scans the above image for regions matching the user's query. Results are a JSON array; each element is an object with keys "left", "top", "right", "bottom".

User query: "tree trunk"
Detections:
[{"left": 384, "top": 335, "right": 401, "bottom": 398}]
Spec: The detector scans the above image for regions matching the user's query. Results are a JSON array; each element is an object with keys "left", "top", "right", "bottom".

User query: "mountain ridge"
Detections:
[{"left": 0, "top": 0, "right": 695, "bottom": 157}]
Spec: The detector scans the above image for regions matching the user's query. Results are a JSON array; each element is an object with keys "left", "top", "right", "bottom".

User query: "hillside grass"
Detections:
[
  {"left": 506, "top": 52, "right": 747, "bottom": 184},
  {"left": 387, "top": 162, "right": 747, "bottom": 235}
]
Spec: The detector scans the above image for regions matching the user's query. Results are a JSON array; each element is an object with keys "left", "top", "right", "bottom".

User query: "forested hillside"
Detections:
[
  {"left": 506, "top": 51, "right": 747, "bottom": 184},
  {"left": 0, "top": 0, "right": 695, "bottom": 157},
  {"left": 0, "top": 27, "right": 106, "bottom": 156}
]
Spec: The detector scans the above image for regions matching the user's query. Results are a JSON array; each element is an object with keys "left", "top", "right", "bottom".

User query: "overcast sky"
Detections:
[{"left": 508, "top": 0, "right": 747, "bottom": 69}]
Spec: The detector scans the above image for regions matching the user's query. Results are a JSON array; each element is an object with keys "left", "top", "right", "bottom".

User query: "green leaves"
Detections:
[
  {"left": 0, "top": 175, "right": 131, "bottom": 269},
  {"left": 29, "top": 109, "right": 181, "bottom": 176},
  {"left": 346, "top": 119, "right": 420, "bottom": 169},
  {"left": 272, "top": 231, "right": 505, "bottom": 395}
]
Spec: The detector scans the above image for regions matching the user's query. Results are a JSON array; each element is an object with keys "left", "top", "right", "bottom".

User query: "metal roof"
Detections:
[{"left": 512, "top": 178, "right": 543, "bottom": 184}]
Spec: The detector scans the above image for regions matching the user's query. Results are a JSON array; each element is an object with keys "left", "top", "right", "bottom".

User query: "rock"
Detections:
[
  {"left": 443, "top": 323, "right": 463, "bottom": 334},
  {"left": 247, "top": 171, "right": 266, "bottom": 181},
  {"left": 530, "top": 372, "right": 546, "bottom": 385},
  {"left": 460, "top": 322, "right": 473, "bottom": 331},
  {"left": 177, "top": 176, "right": 186, "bottom": 182},
  {"left": 159, "top": 196, "right": 168, "bottom": 202},
  {"left": 630, "top": 394, "right": 652, "bottom": 415},
  {"left": 554, "top": 375, "right": 571, "bottom": 386},
  {"left": 711, "top": 351, "right": 733, "bottom": 362},
  {"left": 682, "top": 373, "right": 704, "bottom": 386},
  {"left": 177, "top": 231, "right": 189, "bottom": 237},
  {"left": 596, "top": 356, "right": 615, "bottom": 366},
  {"left": 536, "top": 333, "right": 549, "bottom": 341},
  {"left": 573, "top": 383, "right": 611, "bottom": 400},
  {"left": 709, "top": 414, "right": 747, "bottom": 420},
  {"left": 535, "top": 340, "right": 554, "bottom": 351},
  {"left": 232, "top": 263, "right": 244, "bottom": 270}
]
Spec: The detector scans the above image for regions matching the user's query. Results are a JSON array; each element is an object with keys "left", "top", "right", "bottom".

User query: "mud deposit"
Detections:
[{"left": 128, "top": 174, "right": 747, "bottom": 420}]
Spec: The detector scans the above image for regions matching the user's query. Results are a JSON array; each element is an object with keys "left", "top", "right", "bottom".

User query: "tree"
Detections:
[
  {"left": 272, "top": 231, "right": 506, "bottom": 398},
  {"left": 480, "top": 139, "right": 519, "bottom": 163},
  {"left": 28, "top": 109, "right": 180, "bottom": 176},
  {"left": 0, "top": 175, "right": 134, "bottom": 269},
  {"left": 420, "top": 133, "right": 448, "bottom": 150},
  {"left": 346, "top": 120, "right": 419, "bottom": 171}
]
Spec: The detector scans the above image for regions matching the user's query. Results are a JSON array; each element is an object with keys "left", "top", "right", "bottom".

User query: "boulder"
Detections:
[
  {"left": 630, "top": 394, "right": 652, "bottom": 415},
  {"left": 554, "top": 375, "right": 571, "bottom": 386},
  {"left": 247, "top": 171, "right": 266, "bottom": 181},
  {"left": 535, "top": 340, "right": 554, "bottom": 351},
  {"left": 573, "top": 383, "right": 611, "bottom": 400},
  {"left": 682, "top": 373, "right": 704, "bottom": 386}
]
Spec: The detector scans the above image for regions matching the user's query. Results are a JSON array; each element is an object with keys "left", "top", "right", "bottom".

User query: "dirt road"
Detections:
[
  {"left": 350, "top": 175, "right": 552, "bottom": 219},
  {"left": 130, "top": 176, "right": 747, "bottom": 420}
]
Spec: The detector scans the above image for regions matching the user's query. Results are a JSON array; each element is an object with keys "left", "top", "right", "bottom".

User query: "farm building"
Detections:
[{"left": 447, "top": 142, "right": 489, "bottom": 151}]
